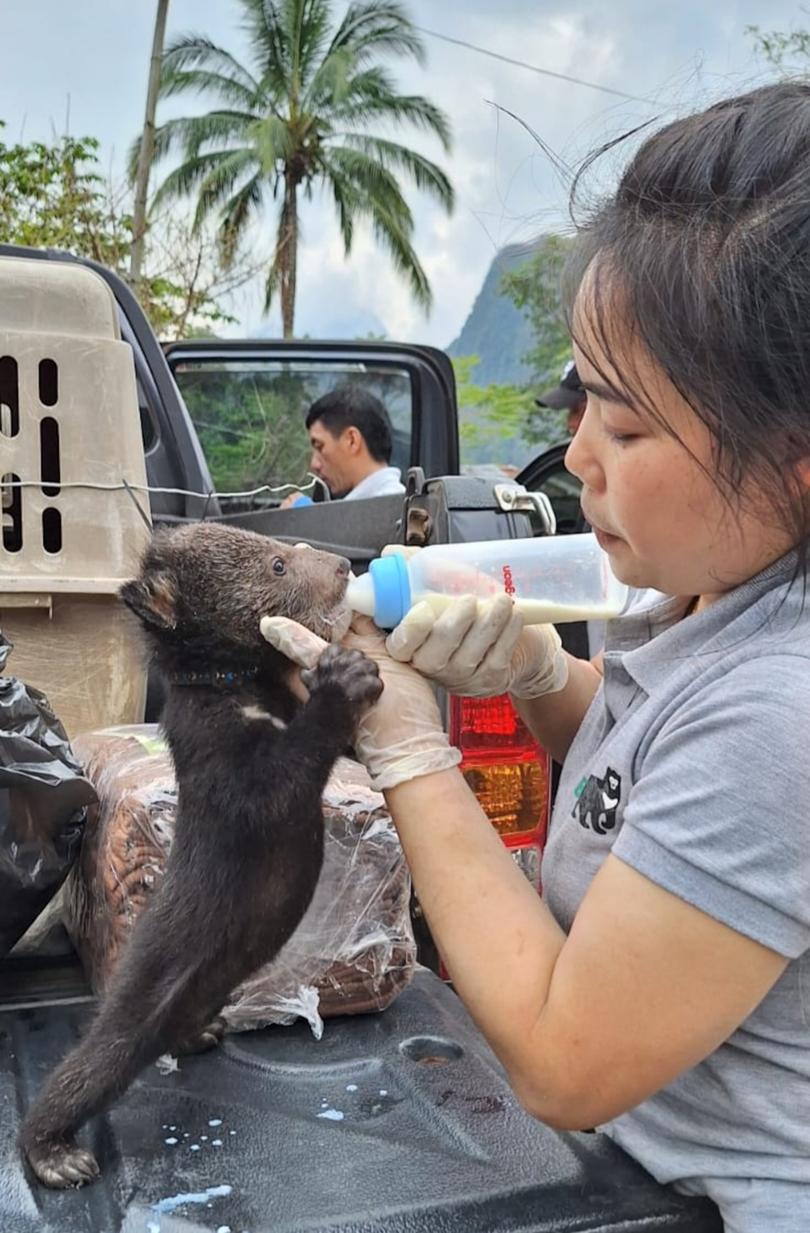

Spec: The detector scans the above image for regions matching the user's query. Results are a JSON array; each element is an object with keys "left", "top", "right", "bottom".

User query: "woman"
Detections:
[{"left": 262, "top": 81, "right": 810, "bottom": 1232}]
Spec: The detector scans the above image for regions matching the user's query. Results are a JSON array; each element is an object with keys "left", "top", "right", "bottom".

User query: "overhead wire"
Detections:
[{"left": 414, "top": 25, "right": 657, "bottom": 106}]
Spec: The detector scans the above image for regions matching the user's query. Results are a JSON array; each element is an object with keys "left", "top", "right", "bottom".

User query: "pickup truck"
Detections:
[{"left": 0, "top": 243, "right": 722, "bottom": 1233}]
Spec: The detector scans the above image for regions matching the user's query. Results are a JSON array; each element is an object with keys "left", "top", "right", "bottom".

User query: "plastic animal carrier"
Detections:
[{"left": 0, "top": 255, "right": 151, "bottom": 737}]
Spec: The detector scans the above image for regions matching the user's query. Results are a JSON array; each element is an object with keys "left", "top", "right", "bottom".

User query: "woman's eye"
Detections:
[
  {"left": 272, "top": 557, "right": 286, "bottom": 576},
  {"left": 605, "top": 426, "right": 638, "bottom": 444}
]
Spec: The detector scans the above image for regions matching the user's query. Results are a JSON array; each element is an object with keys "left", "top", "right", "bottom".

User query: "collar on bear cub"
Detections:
[{"left": 168, "top": 666, "right": 261, "bottom": 688}]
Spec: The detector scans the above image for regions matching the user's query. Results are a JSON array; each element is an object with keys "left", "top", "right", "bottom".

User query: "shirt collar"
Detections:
[
  {"left": 604, "top": 551, "right": 803, "bottom": 694},
  {"left": 344, "top": 466, "right": 402, "bottom": 501}
]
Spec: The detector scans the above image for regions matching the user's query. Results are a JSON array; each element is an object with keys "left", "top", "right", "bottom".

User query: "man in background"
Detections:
[
  {"left": 283, "top": 386, "right": 405, "bottom": 505},
  {"left": 535, "top": 359, "right": 586, "bottom": 437}
]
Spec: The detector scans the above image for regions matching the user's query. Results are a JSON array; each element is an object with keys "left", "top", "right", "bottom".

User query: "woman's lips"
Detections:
[
  {"left": 580, "top": 497, "right": 621, "bottom": 542},
  {"left": 583, "top": 511, "right": 622, "bottom": 548}
]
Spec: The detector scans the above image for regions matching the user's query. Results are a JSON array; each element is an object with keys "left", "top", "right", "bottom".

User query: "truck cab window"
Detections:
[{"left": 170, "top": 359, "right": 413, "bottom": 498}]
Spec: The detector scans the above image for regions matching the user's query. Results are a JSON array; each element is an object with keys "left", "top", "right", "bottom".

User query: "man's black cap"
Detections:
[{"left": 536, "top": 359, "right": 585, "bottom": 411}]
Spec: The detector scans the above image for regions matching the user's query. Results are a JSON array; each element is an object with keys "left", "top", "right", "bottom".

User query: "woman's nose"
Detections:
[
  {"left": 564, "top": 432, "right": 584, "bottom": 481},
  {"left": 564, "top": 403, "right": 603, "bottom": 491}
]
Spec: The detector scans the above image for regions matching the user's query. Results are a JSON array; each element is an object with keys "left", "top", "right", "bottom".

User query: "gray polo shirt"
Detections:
[{"left": 542, "top": 553, "right": 810, "bottom": 1231}]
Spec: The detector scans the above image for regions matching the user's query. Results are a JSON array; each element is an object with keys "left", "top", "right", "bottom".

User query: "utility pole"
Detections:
[{"left": 129, "top": 0, "right": 170, "bottom": 293}]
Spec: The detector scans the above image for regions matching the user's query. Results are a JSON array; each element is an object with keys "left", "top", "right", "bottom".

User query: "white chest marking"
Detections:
[{"left": 241, "top": 704, "right": 287, "bottom": 729}]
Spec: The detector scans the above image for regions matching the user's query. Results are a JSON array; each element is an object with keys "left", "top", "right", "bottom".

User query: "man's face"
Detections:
[
  {"left": 308, "top": 419, "right": 355, "bottom": 497},
  {"left": 566, "top": 398, "right": 586, "bottom": 436}
]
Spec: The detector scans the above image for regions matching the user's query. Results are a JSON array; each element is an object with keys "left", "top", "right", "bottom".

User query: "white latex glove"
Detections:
[
  {"left": 260, "top": 614, "right": 461, "bottom": 791},
  {"left": 381, "top": 547, "right": 569, "bottom": 699}
]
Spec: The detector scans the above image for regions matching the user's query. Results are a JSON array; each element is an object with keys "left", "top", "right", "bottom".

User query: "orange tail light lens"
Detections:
[
  {"left": 437, "top": 694, "right": 550, "bottom": 980},
  {"left": 449, "top": 694, "right": 550, "bottom": 889}
]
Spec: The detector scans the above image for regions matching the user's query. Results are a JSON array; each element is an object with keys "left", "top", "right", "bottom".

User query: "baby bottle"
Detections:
[{"left": 345, "top": 533, "right": 629, "bottom": 628}]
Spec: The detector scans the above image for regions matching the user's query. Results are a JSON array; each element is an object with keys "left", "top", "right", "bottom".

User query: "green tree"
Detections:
[
  {"left": 500, "top": 234, "right": 573, "bottom": 389},
  {"left": 454, "top": 356, "right": 565, "bottom": 470},
  {"left": 141, "top": 213, "right": 267, "bottom": 339},
  {"left": 140, "top": 0, "right": 454, "bottom": 337},
  {"left": 451, "top": 234, "right": 573, "bottom": 466},
  {"left": 451, "top": 235, "right": 573, "bottom": 469},
  {"left": 0, "top": 124, "right": 263, "bottom": 338},
  {"left": 748, "top": 23, "right": 810, "bottom": 71},
  {"left": 0, "top": 128, "right": 130, "bottom": 264},
  {"left": 175, "top": 364, "right": 316, "bottom": 492}
]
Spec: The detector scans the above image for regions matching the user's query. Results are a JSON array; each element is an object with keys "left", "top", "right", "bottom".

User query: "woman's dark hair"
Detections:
[
  {"left": 568, "top": 81, "right": 810, "bottom": 550},
  {"left": 305, "top": 384, "right": 393, "bottom": 463}
]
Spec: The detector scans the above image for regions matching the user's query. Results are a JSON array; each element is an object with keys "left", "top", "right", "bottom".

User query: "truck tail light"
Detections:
[
  {"left": 434, "top": 695, "right": 551, "bottom": 980},
  {"left": 449, "top": 694, "right": 550, "bottom": 892}
]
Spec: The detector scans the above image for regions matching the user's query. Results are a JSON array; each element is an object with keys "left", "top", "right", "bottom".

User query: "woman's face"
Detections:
[{"left": 565, "top": 288, "right": 796, "bottom": 603}]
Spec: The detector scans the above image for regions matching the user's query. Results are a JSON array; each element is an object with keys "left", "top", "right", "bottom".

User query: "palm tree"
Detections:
[{"left": 136, "top": 0, "right": 454, "bottom": 337}]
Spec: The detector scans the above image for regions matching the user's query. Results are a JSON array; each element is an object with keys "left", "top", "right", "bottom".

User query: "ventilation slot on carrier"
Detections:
[
  {"left": 0, "top": 357, "right": 19, "bottom": 437},
  {"left": 42, "top": 507, "right": 62, "bottom": 555},
  {"left": 2, "top": 473, "right": 22, "bottom": 552},
  {"left": 40, "top": 417, "right": 61, "bottom": 497},
  {"left": 38, "top": 358, "right": 58, "bottom": 407}
]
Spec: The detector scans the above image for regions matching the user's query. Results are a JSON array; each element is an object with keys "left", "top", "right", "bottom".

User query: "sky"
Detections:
[{"left": 1, "top": 0, "right": 802, "bottom": 345}]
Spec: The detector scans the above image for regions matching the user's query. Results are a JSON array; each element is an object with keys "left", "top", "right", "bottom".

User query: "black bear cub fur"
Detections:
[{"left": 20, "top": 523, "right": 382, "bottom": 1188}]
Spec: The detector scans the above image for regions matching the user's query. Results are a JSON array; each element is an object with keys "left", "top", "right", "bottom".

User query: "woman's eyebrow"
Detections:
[{"left": 581, "top": 379, "right": 629, "bottom": 404}]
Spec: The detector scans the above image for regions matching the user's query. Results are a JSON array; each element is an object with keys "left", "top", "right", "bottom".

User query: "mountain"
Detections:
[{"left": 446, "top": 237, "right": 545, "bottom": 386}]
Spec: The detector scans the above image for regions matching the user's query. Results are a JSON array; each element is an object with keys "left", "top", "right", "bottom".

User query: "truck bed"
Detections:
[
  {"left": 1, "top": 968, "right": 721, "bottom": 1233},
  {"left": 0, "top": 245, "right": 720, "bottom": 1233}
]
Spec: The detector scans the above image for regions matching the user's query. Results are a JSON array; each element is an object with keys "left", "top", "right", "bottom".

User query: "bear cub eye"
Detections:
[{"left": 272, "top": 557, "right": 286, "bottom": 576}]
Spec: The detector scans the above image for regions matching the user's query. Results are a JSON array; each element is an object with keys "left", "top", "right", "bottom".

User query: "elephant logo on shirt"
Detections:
[{"left": 572, "top": 767, "right": 622, "bottom": 835}]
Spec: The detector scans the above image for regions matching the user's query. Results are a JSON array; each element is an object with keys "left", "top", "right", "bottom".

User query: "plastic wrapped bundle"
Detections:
[
  {"left": 64, "top": 726, "right": 416, "bottom": 1037},
  {"left": 0, "top": 634, "right": 95, "bottom": 957},
  {"left": 64, "top": 729, "right": 175, "bottom": 983}
]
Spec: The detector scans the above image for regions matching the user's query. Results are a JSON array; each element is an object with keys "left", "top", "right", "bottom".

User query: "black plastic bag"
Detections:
[{"left": 0, "top": 634, "right": 97, "bottom": 956}]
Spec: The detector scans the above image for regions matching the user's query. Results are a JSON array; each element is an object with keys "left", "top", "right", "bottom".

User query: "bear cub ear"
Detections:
[{"left": 119, "top": 572, "right": 178, "bottom": 631}]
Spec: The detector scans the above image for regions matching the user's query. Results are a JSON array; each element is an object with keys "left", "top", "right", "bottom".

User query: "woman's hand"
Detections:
[
  {"left": 259, "top": 614, "right": 461, "bottom": 790},
  {"left": 386, "top": 593, "right": 568, "bottom": 698}
]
